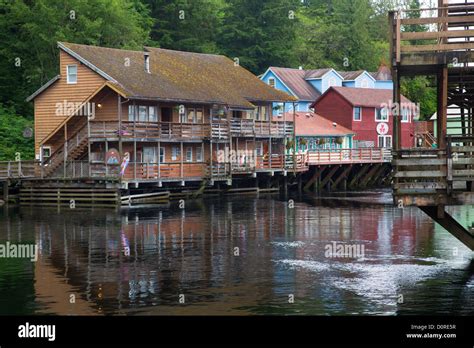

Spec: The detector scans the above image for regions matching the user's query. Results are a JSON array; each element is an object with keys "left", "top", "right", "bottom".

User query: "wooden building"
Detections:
[
  {"left": 312, "top": 86, "right": 417, "bottom": 148},
  {"left": 26, "top": 42, "right": 299, "bottom": 188}
]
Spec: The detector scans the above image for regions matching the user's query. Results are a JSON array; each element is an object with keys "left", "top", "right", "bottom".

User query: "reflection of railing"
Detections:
[{"left": 308, "top": 148, "right": 392, "bottom": 165}]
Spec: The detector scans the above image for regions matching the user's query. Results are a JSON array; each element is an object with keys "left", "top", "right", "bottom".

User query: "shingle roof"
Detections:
[
  {"left": 313, "top": 86, "right": 412, "bottom": 108},
  {"left": 337, "top": 70, "right": 366, "bottom": 81},
  {"left": 303, "top": 68, "right": 332, "bottom": 79},
  {"left": 281, "top": 111, "right": 354, "bottom": 136},
  {"left": 268, "top": 67, "right": 321, "bottom": 101},
  {"left": 57, "top": 42, "right": 295, "bottom": 109}
]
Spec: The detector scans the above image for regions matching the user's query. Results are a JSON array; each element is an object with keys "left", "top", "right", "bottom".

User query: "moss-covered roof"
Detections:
[{"left": 60, "top": 42, "right": 296, "bottom": 109}]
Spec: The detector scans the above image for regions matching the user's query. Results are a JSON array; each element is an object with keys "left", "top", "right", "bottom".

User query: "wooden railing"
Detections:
[
  {"left": 90, "top": 121, "right": 211, "bottom": 139},
  {"left": 0, "top": 161, "right": 38, "bottom": 179},
  {"left": 393, "top": 136, "right": 474, "bottom": 200},
  {"left": 230, "top": 119, "right": 292, "bottom": 138},
  {"left": 390, "top": 4, "right": 474, "bottom": 64},
  {"left": 307, "top": 148, "right": 392, "bottom": 165}
]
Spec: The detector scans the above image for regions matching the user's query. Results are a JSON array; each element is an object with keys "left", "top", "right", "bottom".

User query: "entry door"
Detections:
[
  {"left": 143, "top": 147, "right": 157, "bottom": 163},
  {"left": 377, "top": 135, "right": 392, "bottom": 148}
]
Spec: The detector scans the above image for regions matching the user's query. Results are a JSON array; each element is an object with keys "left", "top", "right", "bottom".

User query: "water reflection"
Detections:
[{"left": 0, "top": 194, "right": 473, "bottom": 315}]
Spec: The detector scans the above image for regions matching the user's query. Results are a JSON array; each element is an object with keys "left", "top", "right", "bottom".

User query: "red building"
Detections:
[{"left": 311, "top": 87, "right": 416, "bottom": 148}]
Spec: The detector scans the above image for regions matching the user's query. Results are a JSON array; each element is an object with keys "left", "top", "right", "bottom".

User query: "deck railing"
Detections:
[
  {"left": 90, "top": 121, "right": 211, "bottom": 139},
  {"left": 307, "top": 148, "right": 392, "bottom": 165},
  {"left": 0, "top": 161, "right": 38, "bottom": 179}
]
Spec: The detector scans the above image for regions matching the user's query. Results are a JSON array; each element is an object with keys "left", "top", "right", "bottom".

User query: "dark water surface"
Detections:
[{"left": 0, "top": 191, "right": 473, "bottom": 315}]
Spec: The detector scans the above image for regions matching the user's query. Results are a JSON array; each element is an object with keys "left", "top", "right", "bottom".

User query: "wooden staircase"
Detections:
[{"left": 42, "top": 122, "right": 89, "bottom": 178}]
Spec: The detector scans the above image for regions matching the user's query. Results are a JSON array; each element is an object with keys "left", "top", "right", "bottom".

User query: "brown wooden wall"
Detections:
[{"left": 34, "top": 50, "right": 105, "bottom": 154}]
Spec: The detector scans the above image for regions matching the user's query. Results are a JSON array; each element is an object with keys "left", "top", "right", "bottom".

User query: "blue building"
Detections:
[{"left": 260, "top": 65, "right": 393, "bottom": 116}]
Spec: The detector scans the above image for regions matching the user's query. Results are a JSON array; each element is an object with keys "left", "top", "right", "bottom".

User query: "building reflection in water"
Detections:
[{"left": 0, "top": 196, "right": 472, "bottom": 315}]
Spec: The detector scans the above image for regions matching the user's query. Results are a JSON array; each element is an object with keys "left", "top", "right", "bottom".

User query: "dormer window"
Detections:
[
  {"left": 360, "top": 79, "right": 369, "bottom": 88},
  {"left": 67, "top": 65, "right": 77, "bottom": 84},
  {"left": 268, "top": 78, "right": 275, "bottom": 88},
  {"left": 328, "top": 77, "right": 337, "bottom": 87}
]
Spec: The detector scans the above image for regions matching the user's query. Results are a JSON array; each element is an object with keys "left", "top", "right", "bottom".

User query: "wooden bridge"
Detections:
[{"left": 390, "top": 0, "right": 474, "bottom": 250}]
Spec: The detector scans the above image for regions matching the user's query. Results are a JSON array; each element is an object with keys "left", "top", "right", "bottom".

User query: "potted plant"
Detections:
[{"left": 335, "top": 137, "right": 344, "bottom": 145}]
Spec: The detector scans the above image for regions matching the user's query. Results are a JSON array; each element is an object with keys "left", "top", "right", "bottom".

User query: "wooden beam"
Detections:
[
  {"left": 400, "top": 29, "right": 474, "bottom": 40},
  {"left": 401, "top": 42, "right": 474, "bottom": 53},
  {"left": 400, "top": 15, "right": 474, "bottom": 26}
]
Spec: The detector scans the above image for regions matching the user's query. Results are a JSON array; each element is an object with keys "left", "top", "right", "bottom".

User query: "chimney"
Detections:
[{"left": 144, "top": 51, "right": 150, "bottom": 73}]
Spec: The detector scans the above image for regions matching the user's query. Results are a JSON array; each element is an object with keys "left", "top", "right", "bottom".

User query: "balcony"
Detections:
[{"left": 89, "top": 121, "right": 210, "bottom": 141}]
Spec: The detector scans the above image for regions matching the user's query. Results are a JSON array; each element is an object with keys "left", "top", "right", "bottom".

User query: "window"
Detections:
[
  {"left": 186, "top": 147, "right": 193, "bottom": 162},
  {"left": 171, "top": 146, "right": 181, "bottom": 161},
  {"left": 149, "top": 106, "right": 158, "bottom": 122},
  {"left": 128, "top": 105, "right": 136, "bottom": 121},
  {"left": 353, "top": 107, "right": 362, "bottom": 121},
  {"left": 196, "top": 109, "right": 203, "bottom": 123},
  {"left": 360, "top": 79, "right": 369, "bottom": 88},
  {"left": 138, "top": 106, "right": 147, "bottom": 122},
  {"left": 41, "top": 146, "right": 51, "bottom": 161},
  {"left": 268, "top": 78, "right": 275, "bottom": 88},
  {"left": 67, "top": 65, "right": 77, "bottom": 84},
  {"left": 196, "top": 146, "right": 203, "bottom": 162},
  {"left": 187, "top": 109, "right": 195, "bottom": 123},
  {"left": 274, "top": 102, "right": 284, "bottom": 116},
  {"left": 328, "top": 77, "right": 337, "bottom": 87},
  {"left": 376, "top": 107, "right": 388, "bottom": 122},
  {"left": 159, "top": 147, "right": 165, "bottom": 163},
  {"left": 401, "top": 108, "right": 410, "bottom": 123},
  {"left": 256, "top": 142, "right": 263, "bottom": 156}
]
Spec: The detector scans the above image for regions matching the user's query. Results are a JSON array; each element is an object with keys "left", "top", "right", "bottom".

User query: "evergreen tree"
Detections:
[{"left": 218, "top": 0, "right": 301, "bottom": 74}]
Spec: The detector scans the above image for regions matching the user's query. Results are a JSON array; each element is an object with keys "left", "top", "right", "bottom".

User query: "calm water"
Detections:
[{"left": 0, "top": 191, "right": 473, "bottom": 315}]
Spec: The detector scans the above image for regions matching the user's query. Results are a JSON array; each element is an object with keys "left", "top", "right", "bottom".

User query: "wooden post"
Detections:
[
  {"left": 437, "top": 67, "right": 448, "bottom": 150},
  {"left": 393, "top": 68, "right": 402, "bottom": 151},
  {"left": 292, "top": 102, "right": 296, "bottom": 172},
  {"left": 118, "top": 95, "right": 122, "bottom": 155},
  {"left": 158, "top": 141, "right": 161, "bottom": 179},
  {"left": 2, "top": 181, "right": 8, "bottom": 203},
  {"left": 87, "top": 111, "right": 92, "bottom": 177},
  {"left": 180, "top": 141, "right": 184, "bottom": 179},
  {"left": 133, "top": 100, "right": 137, "bottom": 180},
  {"left": 63, "top": 123, "right": 68, "bottom": 178}
]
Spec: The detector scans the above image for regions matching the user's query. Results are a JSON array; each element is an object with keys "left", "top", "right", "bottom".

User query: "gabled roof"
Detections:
[
  {"left": 281, "top": 111, "right": 354, "bottom": 136},
  {"left": 304, "top": 68, "right": 333, "bottom": 79},
  {"left": 266, "top": 67, "right": 321, "bottom": 101},
  {"left": 26, "top": 75, "right": 60, "bottom": 102},
  {"left": 338, "top": 70, "right": 376, "bottom": 82},
  {"left": 312, "top": 86, "right": 412, "bottom": 108},
  {"left": 28, "top": 42, "right": 295, "bottom": 108}
]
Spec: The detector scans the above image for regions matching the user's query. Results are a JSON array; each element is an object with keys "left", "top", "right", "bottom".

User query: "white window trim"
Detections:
[
  {"left": 40, "top": 146, "right": 52, "bottom": 162},
  {"left": 375, "top": 107, "right": 389, "bottom": 122},
  {"left": 66, "top": 65, "right": 77, "bottom": 84},
  {"left": 401, "top": 109, "right": 410, "bottom": 123},
  {"left": 268, "top": 77, "right": 276, "bottom": 88},
  {"left": 378, "top": 135, "right": 392, "bottom": 148},
  {"left": 196, "top": 146, "right": 203, "bottom": 162},
  {"left": 353, "top": 107, "right": 362, "bottom": 121}
]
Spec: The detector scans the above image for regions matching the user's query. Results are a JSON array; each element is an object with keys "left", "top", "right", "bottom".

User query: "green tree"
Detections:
[
  {"left": 144, "top": 0, "right": 224, "bottom": 54},
  {"left": 218, "top": 0, "right": 301, "bottom": 74},
  {"left": 0, "top": 0, "right": 152, "bottom": 116},
  {"left": 0, "top": 104, "right": 34, "bottom": 160}
]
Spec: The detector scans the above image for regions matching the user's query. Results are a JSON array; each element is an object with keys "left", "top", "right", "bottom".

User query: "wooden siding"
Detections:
[{"left": 34, "top": 50, "right": 106, "bottom": 153}]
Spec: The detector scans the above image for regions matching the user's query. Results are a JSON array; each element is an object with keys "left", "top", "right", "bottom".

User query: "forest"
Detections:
[{"left": 0, "top": 0, "right": 434, "bottom": 160}]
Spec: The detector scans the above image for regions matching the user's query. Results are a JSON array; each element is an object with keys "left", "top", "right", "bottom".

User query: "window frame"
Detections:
[
  {"left": 353, "top": 107, "right": 362, "bottom": 121},
  {"left": 185, "top": 147, "right": 193, "bottom": 162},
  {"left": 268, "top": 77, "right": 276, "bottom": 88},
  {"left": 66, "top": 65, "right": 78, "bottom": 84},
  {"left": 375, "top": 107, "right": 389, "bottom": 122}
]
